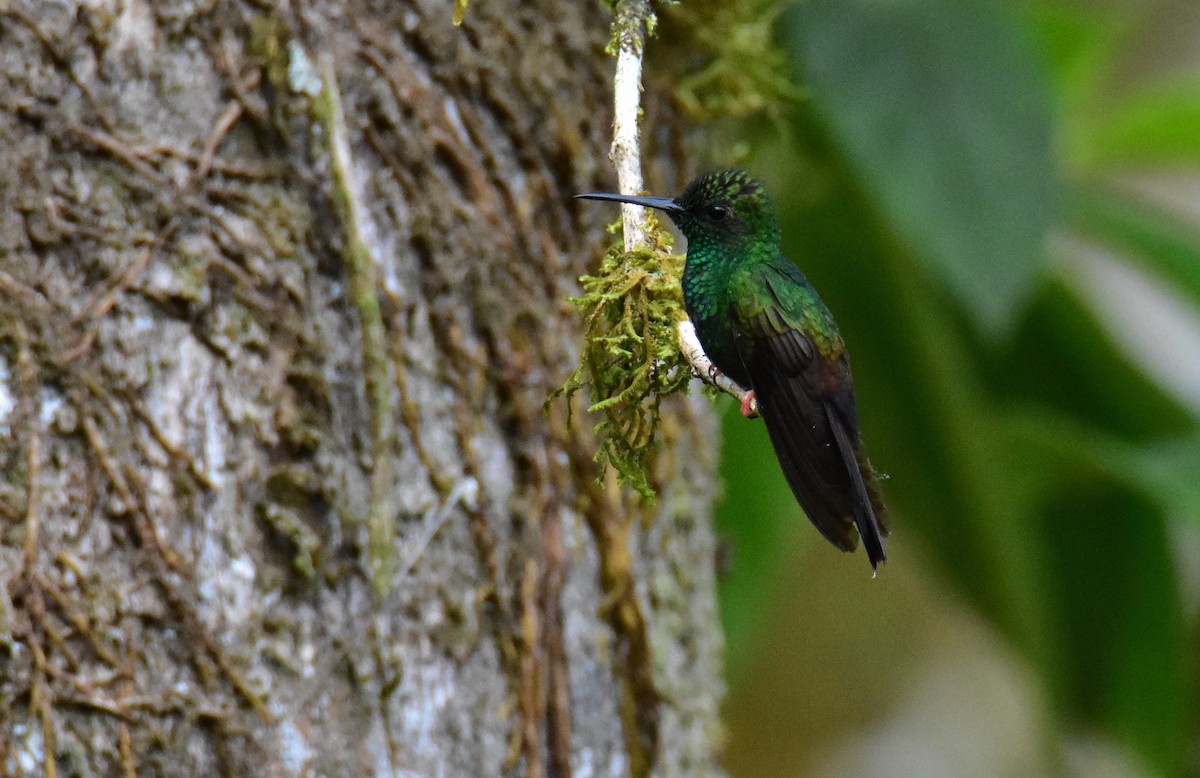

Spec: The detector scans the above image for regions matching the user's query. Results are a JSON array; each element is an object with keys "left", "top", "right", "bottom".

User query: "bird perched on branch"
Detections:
[{"left": 576, "top": 170, "right": 888, "bottom": 570}]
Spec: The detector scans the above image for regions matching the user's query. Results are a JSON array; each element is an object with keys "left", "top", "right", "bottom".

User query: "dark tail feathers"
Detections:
[{"left": 824, "top": 398, "right": 888, "bottom": 570}]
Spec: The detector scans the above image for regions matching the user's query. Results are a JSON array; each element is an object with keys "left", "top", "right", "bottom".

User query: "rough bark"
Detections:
[{"left": 0, "top": 1, "right": 724, "bottom": 776}]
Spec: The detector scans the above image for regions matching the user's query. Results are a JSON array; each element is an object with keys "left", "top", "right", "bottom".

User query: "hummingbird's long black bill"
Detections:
[{"left": 574, "top": 192, "right": 683, "bottom": 215}]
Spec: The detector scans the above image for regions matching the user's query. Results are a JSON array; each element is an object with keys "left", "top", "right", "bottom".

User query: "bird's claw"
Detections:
[{"left": 740, "top": 390, "right": 759, "bottom": 419}]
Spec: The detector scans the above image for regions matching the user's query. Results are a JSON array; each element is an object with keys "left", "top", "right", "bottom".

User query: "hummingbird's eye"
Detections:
[{"left": 706, "top": 204, "right": 732, "bottom": 222}]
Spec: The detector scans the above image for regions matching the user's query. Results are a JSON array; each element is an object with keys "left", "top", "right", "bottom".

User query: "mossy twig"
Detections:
[{"left": 315, "top": 53, "right": 397, "bottom": 594}]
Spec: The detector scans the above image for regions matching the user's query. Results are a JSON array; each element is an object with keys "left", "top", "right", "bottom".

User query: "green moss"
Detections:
[
  {"left": 552, "top": 214, "right": 692, "bottom": 502},
  {"left": 258, "top": 503, "right": 321, "bottom": 581},
  {"left": 259, "top": 464, "right": 326, "bottom": 581},
  {"left": 664, "top": 0, "right": 802, "bottom": 122},
  {"left": 452, "top": 0, "right": 470, "bottom": 26},
  {"left": 249, "top": 13, "right": 292, "bottom": 93},
  {"left": 606, "top": 0, "right": 657, "bottom": 57}
]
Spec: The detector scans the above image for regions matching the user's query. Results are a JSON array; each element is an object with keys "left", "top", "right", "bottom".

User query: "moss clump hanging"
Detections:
[{"left": 552, "top": 214, "right": 693, "bottom": 502}]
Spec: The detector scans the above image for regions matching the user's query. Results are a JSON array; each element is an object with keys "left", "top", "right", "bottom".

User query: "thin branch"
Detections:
[
  {"left": 676, "top": 320, "right": 757, "bottom": 414},
  {"left": 38, "top": 574, "right": 129, "bottom": 674},
  {"left": 316, "top": 52, "right": 397, "bottom": 593},
  {"left": 191, "top": 98, "right": 245, "bottom": 187},
  {"left": 610, "top": 1, "right": 651, "bottom": 251}
]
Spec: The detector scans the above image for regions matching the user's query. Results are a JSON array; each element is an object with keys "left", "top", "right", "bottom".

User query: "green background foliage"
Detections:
[{"left": 694, "top": 0, "right": 1200, "bottom": 774}]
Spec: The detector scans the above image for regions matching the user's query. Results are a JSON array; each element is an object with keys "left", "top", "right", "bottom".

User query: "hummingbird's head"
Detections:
[
  {"left": 575, "top": 169, "right": 780, "bottom": 253},
  {"left": 670, "top": 170, "right": 779, "bottom": 250}
]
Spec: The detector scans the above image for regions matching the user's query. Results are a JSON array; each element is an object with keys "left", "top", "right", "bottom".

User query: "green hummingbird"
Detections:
[{"left": 576, "top": 170, "right": 888, "bottom": 570}]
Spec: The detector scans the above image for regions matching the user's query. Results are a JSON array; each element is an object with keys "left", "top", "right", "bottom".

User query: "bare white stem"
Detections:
[
  {"left": 676, "top": 320, "right": 758, "bottom": 414},
  {"left": 610, "top": 12, "right": 648, "bottom": 251}
]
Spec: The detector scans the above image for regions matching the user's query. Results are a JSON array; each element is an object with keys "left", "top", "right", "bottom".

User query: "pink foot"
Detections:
[{"left": 740, "top": 390, "right": 758, "bottom": 419}]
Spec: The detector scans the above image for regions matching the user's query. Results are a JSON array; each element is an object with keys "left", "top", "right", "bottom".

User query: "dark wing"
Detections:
[{"left": 732, "top": 260, "right": 888, "bottom": 569}]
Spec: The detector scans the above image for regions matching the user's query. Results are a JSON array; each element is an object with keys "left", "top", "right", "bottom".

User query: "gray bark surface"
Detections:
[{"left": 0, "top": 1, "right": 725, "bottom": 776}]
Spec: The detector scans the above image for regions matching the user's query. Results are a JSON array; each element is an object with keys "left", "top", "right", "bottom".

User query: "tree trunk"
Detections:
[{"left": 0, "top": 1, "right": 724, "bottom": 776}]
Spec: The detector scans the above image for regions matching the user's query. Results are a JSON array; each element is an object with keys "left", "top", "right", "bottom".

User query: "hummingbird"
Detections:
[{"left": 575, "top": 170, "right": 887, "bottom": 570}]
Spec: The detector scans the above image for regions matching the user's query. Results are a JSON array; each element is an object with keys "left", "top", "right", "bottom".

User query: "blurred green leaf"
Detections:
[
  {"left": 783, "top": 0, "right": 1058, "bottom": 332},
  {"left": 1132, "top": 436, "right": 1200, "bottom": 521},
  {"left": 1022, "top": 2, "right": 1128, "bottom": 171},
  {"left": 1070, "top": 185, "right": 1200, "bottom": 310},
  {"left": 990, "top": 281, "right": 1194, "bottom": 778},
  {"left": 1023, "top": 2, "right": 1124, "bottom": 112},
  {"left": 1000, "top": 412, "right": 1191, "bottom": 777},
  {"left": 1090, "top": 79, "right": 1200, "bottom": 166},
  {"left": 1007, "top": 412, "right": 1200, "bottom": 528},
  {"left": 994, "top": 278, "right": 1195, "bottom": 441}
]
